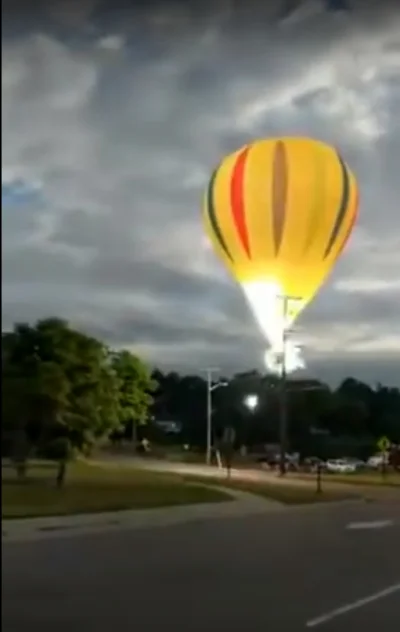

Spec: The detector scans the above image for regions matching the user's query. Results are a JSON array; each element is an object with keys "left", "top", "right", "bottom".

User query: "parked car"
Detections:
[
  {"left": 257, "top": 452, "right": 299, "bottom": 471},
  {"left": 342, "top": 457, "right": 365, "bottom": 470},
  {"left": 367, "top": 454, "right": 388, "bottom": 469},
  {"left": 326, "top": 459, "right": 357, "bottom": 474},
  {"left": 302, "top": 457, "right": 327, "bottom": 473}
]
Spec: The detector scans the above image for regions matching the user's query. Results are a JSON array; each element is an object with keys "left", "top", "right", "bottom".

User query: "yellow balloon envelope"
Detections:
[{"left": 203, "top": 137, "right": 359, "bottom": 324}]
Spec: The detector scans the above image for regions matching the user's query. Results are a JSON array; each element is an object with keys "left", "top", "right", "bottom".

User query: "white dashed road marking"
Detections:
[
  {"left": 346, "top": 520, "right": 394, "bottom": 530},
  {"left": 306, "top": 582, "right": 400, "bottom": 628}
]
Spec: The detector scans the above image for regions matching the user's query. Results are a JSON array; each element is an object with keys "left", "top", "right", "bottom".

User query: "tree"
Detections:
[
  {"left": 2, "top": 325, "right": 70, "bottom": 476},
  {"left": 149, "top": 368, "right": 400, "bottom": 457},
  {"left": 111, "top": 350, "right": 156, "bottom": 444},
  {"left": 45, "top": 437, "right": 74, "bottom": 489},
  {"left": 3, "top": 317, "right": 400, "bottom": 467},
  {"left": 2, "top": 318, "right": 123, "bottom": 480}
]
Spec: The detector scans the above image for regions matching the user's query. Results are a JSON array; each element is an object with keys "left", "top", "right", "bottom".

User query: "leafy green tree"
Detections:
[
  {"left": 2, "top": 319, "right": 123, "bottom": 478},
  {"left": 111, "top": 350, "right": 156, "bottom": 443},
  {"left": 45, "top": 437, "right": 74, "bottom": 489},
  {"left": 2, "top": 326, "right": 70, "bottom": 476}
]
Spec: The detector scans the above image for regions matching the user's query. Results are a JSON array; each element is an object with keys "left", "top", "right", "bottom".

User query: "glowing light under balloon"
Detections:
[{"left": 242, "top": 281, "right": 305, "bottom": 374}]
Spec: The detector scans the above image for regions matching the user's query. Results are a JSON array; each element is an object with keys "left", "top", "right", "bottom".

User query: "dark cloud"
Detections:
[{"left": 2, "top": 0, "right": 400, "bottom": 385}]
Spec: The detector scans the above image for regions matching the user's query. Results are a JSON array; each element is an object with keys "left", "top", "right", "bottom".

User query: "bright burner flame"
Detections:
[{"left": 242, "top": 280, "right": 305, "bottom": 374}]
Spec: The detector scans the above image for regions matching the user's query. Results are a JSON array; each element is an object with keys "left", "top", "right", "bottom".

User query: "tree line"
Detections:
[
  {"left": 150, "top": 370, "right": 400, "bottom": 460},
  {"left": 3, "top": 318, "right": 400, "bottom": 481}
]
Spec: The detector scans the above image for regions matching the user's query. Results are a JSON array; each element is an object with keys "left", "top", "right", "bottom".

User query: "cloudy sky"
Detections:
[{"left": 2, "top": 0, "right": 400, "bottom": 385}]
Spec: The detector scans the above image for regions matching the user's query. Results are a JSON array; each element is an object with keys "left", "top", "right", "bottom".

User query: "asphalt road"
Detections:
[{"left": 3, "top": 499, "right": 400, "bottom": 631}]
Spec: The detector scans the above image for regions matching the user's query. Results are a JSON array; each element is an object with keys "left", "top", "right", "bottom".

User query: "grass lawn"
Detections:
[
  {"left": 181, "top": 475, "right": 359, "bottom": 505},
  {"left": 293, "top": 472, "right": 400, "bottom": 488},
  {"left": 1, "top": 461, "right": 232, "bottom": 519}
]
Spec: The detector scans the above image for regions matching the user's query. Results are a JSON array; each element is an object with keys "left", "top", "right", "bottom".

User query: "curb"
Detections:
[
  {"left": 2, "top": 496, "right": 367, "bottom": 544},
  {"left": 285, "top": 497, "right": 367, "bottom": 511},
  {"left": 2, "top": 484, "right": 285, "bottom": 544},
  {"left": 2, "top": 500, "right": 283, "bottom": 544}
]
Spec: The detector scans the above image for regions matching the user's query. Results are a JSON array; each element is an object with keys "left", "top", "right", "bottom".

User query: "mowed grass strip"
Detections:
[
  {"left": 2, "top": 461, "right": 232, "bottom": 519},
  {"left": 181, "top": 475, "right": 359, "bottom": 505},
  {"left": 293, "top": 472, "right": 400, "bottom": 488}
]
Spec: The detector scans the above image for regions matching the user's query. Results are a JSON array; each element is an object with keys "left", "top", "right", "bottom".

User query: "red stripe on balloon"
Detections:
[{"left": 230, "top": 146, "right": 251, "bottom": 258}]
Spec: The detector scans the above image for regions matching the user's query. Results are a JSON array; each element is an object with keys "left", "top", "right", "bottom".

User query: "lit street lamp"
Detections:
[
  {"left": 244, "top": 394, "right": 259, "bottom": 411},
  {"left": 205, "top": 368, "right": 228, "bottom": 465}
]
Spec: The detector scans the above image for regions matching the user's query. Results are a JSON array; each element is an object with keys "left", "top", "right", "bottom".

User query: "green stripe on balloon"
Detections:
[
  {"left": 230, "top": 146, "right": 252, "bottom": 258},
  {"left": 323, "top": 153, "right": 350, "bottom": 259},
  {"left": 207, "top": 168, "right": 234, "bottom": 262}
]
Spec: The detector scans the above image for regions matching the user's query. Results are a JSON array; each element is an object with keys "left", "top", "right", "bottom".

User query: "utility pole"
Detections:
[
  {"left": 205, "top": 368, "right": 227, "bottom": 465},
  {"left": 277, "top": 294, "right": 302, "bottom": 477},
  {"left": 205, "top": 368, "right": 218, "bottom": 466}
]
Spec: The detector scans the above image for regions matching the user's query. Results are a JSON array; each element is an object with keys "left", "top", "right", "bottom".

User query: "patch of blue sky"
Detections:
[
  {"left": 2, "top": 179, "right": 47, "bottom": 241},
  {"left": 2, "top": 179, "right": 44, "bottom": 212}
]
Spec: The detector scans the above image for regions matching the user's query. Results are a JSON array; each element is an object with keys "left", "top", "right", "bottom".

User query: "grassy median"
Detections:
[
  {"left": 320, "top": 472, "right": 399, "bottom": 487},
  {"left": 2, "top": 461, "right": 232, "bottom": 519},
  {"left": 180, "top": 475, "right": 359, "bottom": 505},
  {"left": 291, "top": 471, "right": 400, "bottom": 490}
]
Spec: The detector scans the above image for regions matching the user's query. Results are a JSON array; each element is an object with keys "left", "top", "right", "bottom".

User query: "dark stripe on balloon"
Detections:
[
  {"left": 336, "top": 188, "right": 359, "bottom": 259},
  {"left": 323, "top": 153, "right": 350, "bottom": 259},
  {"left": 230, "top": 146, "right": 251, "bottom": 258},
  {"left": 271, "top": 140, "right": 289, "bottom": 255},
  {"left": 207, "top": 169, "right": 234, "bottom": 262}
]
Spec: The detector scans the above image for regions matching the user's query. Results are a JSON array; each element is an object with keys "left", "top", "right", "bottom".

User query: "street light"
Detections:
[
  {"left": 205, "top": 368, "right": 228, "bottom": 465},
  {"left": 244, "top": 394, "right": 259, "bottom": 411}
]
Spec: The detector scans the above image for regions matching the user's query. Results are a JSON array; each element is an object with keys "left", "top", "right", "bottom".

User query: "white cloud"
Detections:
[
  {"left": 234, "top": 18, "right": 400, "bottom": 142},
  {"left": 97, "top": 34, "right": 125, "bottom": 51},
  {"left": 335, "top": 278, "right": 400, "bottom": 293}
]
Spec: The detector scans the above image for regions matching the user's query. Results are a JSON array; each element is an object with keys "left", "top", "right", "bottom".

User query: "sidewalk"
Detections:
[
  {"left": 100, "top": 456, "right": 400, "bottom": 498},
  {"left": 2, "top": 486, "right": 284, "bottom": 544}
]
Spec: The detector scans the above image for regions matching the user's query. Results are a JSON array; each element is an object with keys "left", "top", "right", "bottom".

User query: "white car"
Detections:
[
  {"left": 367, "top": 454, "right": 388, "bottom": 469},
  {"left": 344, "top": 457, "right": 365, "bottom": 470},
  {"left": 326, "top": 459, "right": 357, "bottom": 474}
]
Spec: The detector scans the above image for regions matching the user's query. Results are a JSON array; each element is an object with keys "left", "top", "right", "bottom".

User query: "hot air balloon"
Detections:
[{"left": 203, "top": 137, "right": 359, "bottom": 372}]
